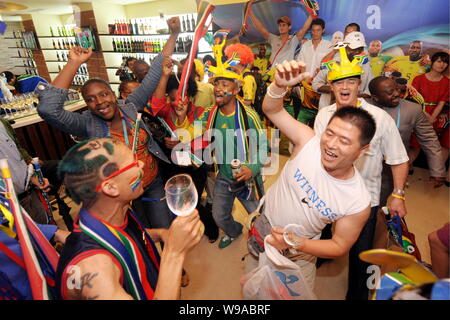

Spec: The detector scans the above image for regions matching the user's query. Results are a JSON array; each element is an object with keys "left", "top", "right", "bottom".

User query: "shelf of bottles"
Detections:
[{"left": 10, "top": 29, "right": 39, "bottom": 76}]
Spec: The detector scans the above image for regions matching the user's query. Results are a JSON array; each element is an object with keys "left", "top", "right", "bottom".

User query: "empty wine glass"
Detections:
[
  {"left": 283, "top": 224, "right": 303, "bottom": 255},
  {"left": 165, "top": 174, "right": 198, "bottom": 216}
]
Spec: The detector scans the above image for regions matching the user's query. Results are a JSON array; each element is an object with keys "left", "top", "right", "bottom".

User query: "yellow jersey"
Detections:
[{"left": 383, "top": 56, "right": 429, "bottom": 84}]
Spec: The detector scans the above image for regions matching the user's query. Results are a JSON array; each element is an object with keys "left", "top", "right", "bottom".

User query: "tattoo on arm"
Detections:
[{"left": 74, "top": 272, "right": 100, "bottom": 300}]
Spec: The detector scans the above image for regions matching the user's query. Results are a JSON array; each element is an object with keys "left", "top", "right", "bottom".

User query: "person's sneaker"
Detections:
[{"left": 218, "top": 235, "right": 235, "bottom": 249}]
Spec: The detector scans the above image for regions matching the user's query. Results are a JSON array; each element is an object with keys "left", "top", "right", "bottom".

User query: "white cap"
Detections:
[{"left": 344, "top": 31, "right": 366, "bottom": 49}]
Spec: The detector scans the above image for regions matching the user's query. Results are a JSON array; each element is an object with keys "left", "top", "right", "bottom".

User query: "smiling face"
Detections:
[
  {"left": 331, "top": 77, "right": 361, "bottom": 108},
  {"left": 372, "top": 78, "right": 401, "bottom": 108},
  {"left": 83, "top": 82, "right": 118, "bottom": 121},
  {"left": 320, "top": 117, "right": 367, "bottom": 176},
  {"left": 213, "top": 78, "right": 238, "bottom": 107}
]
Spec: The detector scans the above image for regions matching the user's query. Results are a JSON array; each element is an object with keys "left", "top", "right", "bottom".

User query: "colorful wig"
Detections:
[{"left": 224, "top": 43, "right": 255, "bottom": 66}]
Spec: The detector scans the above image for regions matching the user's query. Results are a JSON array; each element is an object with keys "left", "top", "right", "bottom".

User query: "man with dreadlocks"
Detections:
[
  {"left": 175, "top": 31, "right": 268, "bottom": 249},
  {"left": 37, "top": 17, "right": 181, "bottom": 230},
  {"left": 56, "top": 137, "right": 202, "bottom": 299}
]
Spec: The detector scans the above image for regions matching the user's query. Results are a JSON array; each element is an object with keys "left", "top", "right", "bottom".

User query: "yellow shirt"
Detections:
[
  {"left": 242, "top": 69, "right": 257, "bottom": 104},
  {"left": 383, "top": 56, "right": 428, "bottom": 84},
  {"left": 369, "top": 55, "right": 392, "bottom": 77},
  {"left": 253, "top": 57, "right": 269, "bottom": 73},
  {"left": 193, "top": 81, "right": 215, "bottom": 109}
]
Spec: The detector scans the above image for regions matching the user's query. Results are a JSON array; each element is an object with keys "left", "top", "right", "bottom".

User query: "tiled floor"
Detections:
[{"left": 55, "top": 153, "right": 449, "bottom": 300}]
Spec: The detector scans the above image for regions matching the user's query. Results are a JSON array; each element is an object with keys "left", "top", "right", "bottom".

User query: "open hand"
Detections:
[{"left": 274, "top": 60, "right": 310, "bottom": 88}]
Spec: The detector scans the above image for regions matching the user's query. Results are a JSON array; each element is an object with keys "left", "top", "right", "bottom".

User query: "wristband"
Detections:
[
  {"left": 391, "top": 193, "right": 405, "bottom": 200},
  {"left": 267, "top": 83, "right": 288, "bottom": 99},
  {"left": 392, "top": 189, "right": 405, "bottom": 196}
]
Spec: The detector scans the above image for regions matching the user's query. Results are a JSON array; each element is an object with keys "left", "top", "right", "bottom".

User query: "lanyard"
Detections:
[
  {"left": 395, "top": 105, "right": 401, "bottom": 129},
  {"left": 103, "top": 111, "right": 133, "bottom": 147}
]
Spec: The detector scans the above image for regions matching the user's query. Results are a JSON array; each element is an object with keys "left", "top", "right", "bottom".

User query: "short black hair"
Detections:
[
  {"left": 118, "top": 80, "right": 139, "bottom": 98},
  {"left": 431, "top": 51, "right": 449, "bottom": 66},
  {"left": 202, "top": 55, "right": 216, "bottom": 67},
  {"left": 81, "top": 78, "right": 114, "bottom": 99},
  {"left": 166, "top": 73, "right": 198, "bottom": 98},
  {"left": 345, "top": 23, "right": 360, "bottom": 32},
  {"left": 1, "top": 71, "right": 16, "bottom": 83},
  {"left": 391, "top": 71, "right": 402, "bottom": 78},
  {"left": 311, "top": 18, "right": 325, "bottom": 29},
  {"left": 395, "top": 78, "right": 407, "bottom": 85},
  {"left": 368, "top": 76, "right": 391, "bottom": 96},
  {"left": 328, "top": 106, "right": 376, "bottom": 146}
]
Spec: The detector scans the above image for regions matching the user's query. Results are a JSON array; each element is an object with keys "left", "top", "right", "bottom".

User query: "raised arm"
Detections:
[
  {"left": 249, "top": 11, "right": 270, "bottom": 40},
  {"left": 149, "top": 57, "right": 173, "bottom": 117},
  {"left": 36, "top": 46, "right": 93, "bottom": 138},
  {"left": 126, "top": 17, "right": 180, "bottom": 110},
  {"left": 296, "top": 14, "right": 314, "bottom": 41},
  {"left": 262, "top": 60, "right": 313, "bottom": 154}
]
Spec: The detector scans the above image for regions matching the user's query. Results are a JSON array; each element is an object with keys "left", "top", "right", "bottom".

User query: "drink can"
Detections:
[{"left": 231, "top": 159, "right": 241, "bottom": 177}]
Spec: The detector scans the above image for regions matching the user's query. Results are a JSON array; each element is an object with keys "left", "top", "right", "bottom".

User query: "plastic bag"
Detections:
[{"left": 241, "top": 236, "right": 316, "bottom": 300}]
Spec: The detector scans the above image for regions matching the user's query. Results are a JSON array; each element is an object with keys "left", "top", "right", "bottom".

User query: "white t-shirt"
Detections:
[
  {"left": 264, "top": 135, "right": 371, "bottom": 240},
  {"left": 298, "top": 39, "right": 332, "bottom": 75},
  {"left": 314, "top": 98, "right": 409, "bottom": 207},
  {"left": 268, "top": 33, "right": 300, "bottom": 69}
]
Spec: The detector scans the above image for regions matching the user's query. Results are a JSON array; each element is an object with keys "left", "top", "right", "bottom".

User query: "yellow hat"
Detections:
[
  {"left": 327, "top": 44, "right": 364, "bottom": 82},
  {"left": 194, "top": 59, "right": 205, "bottom": 81},
  {"left": 205, "top": 29, "right": 242, "bottom": 82}
]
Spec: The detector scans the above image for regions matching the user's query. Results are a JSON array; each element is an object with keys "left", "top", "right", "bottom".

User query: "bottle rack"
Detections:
[{"left": 9, "top": 29, "right": 39, "bottom": 76}]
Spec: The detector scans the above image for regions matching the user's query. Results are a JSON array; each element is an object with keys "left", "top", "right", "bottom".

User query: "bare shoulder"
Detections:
[{"left": 63, "top": 252, "right": 130, "bottom": 300}]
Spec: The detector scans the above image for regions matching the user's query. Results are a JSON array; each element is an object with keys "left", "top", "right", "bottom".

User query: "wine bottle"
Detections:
[
  {"left": 50, "top": 26, "right": 54, "bottom": 37},
  {"left": 112, "top": 38, "right": 116, "bottom": 51},
  {"left": 191, "top": 14, "right": 196, "bottom": 31},
  {"left": 56, "top": 51, "right": 60, "bottom": 61},
  {"left": 134, "top": 19, "right": 139, "bottom": 35},
  {"left": 57, "top": 26, "right": 61, "bottom": 36},
  {"left": 182, "top": 16, "right": 187, "bottom": 33},
  {"left": 186, "top": 15, "right": 191, "bottom": 33}
]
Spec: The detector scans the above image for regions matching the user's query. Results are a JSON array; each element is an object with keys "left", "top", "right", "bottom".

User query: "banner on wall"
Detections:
[{"left": 212, "top": 0, "right": 449, "bottom": 55}]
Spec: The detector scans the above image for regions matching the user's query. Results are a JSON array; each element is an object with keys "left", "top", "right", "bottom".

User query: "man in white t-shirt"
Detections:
[
  {"left": 298, "top": 18, "right": 332, "bottom": 77},
  {"left": 312, "top": 31, "right": 374, "bottom": 108},
  {"left": 314, "top": 47, "right": 409, "bottom": 300},
  {"left": 244, "top": 60, "right": 374, "bottom": 290},
  {"left": 249, "top": 7, "right": 315, "bottom": 71}
]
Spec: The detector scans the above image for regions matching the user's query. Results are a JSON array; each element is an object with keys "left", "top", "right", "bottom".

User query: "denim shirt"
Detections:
[{"left": 35, "top": 53, "right": 169, "bottom": 163}]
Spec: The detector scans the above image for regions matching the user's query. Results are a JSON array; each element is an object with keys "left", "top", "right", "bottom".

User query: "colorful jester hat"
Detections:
[
  {"left": 327, "top": 42, "right": 364, "bottom": 82},
  {"left": 205, "top": 29, "right": 243, "bottom": 83}
]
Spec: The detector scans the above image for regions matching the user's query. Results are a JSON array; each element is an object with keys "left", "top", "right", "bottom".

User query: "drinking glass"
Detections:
[
  {"left": 165, "top": 174, "right": 198, "bottom": 216},
  {"left": 283, "top": 224, "right": 303, "bottom": 255}
]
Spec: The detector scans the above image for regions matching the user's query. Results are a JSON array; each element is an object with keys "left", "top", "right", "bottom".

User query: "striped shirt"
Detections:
[{"left": 314, "top": 98, "right": 409, "bottom": 207}]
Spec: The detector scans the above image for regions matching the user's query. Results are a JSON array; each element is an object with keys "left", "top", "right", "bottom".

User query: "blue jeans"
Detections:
[
  {"left": 212, "top": 174, "right": 262, "bottom": 238},
  {"left": 132, "top": 174, "right": 174, "bottom": 229}
]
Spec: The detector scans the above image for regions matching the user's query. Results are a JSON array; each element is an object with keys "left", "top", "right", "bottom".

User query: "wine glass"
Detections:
[
  {"left": 283, "top": 224, "right": 303, "bottom": 255},
  {"left": 165, "top": 174, "right": 198, "bottom": 216},
  {"left": 165, "top": 173, "right": 204, "bottom": 236}
]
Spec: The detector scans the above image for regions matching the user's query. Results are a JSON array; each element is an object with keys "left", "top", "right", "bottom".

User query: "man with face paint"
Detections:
[
  {"left": 176, "top": 35, "right": 268, "bottom": 249},
  {"left": 37, "top": 17, "right": 182, "bottom": 230},
  {"left": 383, "top": 40, "right": 430, "bottom": 84},
  {"left": 314, "top": 47, "right": 409, "bottom": 300},
  {"left": 312, "top": 31, "right": 374, "bottom": 109},
  {"left": 56, "top": 137, "right": 203, "bottom": 300}
]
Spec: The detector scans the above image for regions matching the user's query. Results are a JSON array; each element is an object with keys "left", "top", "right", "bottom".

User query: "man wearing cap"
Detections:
[
  {"left": 312, "top": 31, "right": 374, "bottom": 109},
  {"left": 368, "top": 40, "right": 393, "bottom": 77},
  {"left": 314, "top": 47, "right": 409, "bottom": 300},
  {"left": 249, "top": 7, "right": 315, "bottom": 71}
]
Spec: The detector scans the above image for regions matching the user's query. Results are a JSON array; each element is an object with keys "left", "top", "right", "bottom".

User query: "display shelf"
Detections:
[
  {"left": 98, "top": 32, "right": 197, "bottom": 37},
  {"left": 12, "top": 56, "right": 34, "bottom": 59},
  {"left": 41, "top": 48, "right": 70, "bottom": 51},
  {"left": 38, "top": 36, "right": 76, "bottom": 39},
  {"left": 15, "top": 66, "right": 37, "bottom": 69}
]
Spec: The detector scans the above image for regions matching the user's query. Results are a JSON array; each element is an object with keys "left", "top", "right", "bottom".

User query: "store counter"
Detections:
[{"left": 12, "top": 100, "right": 87, "bottom": 161}]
